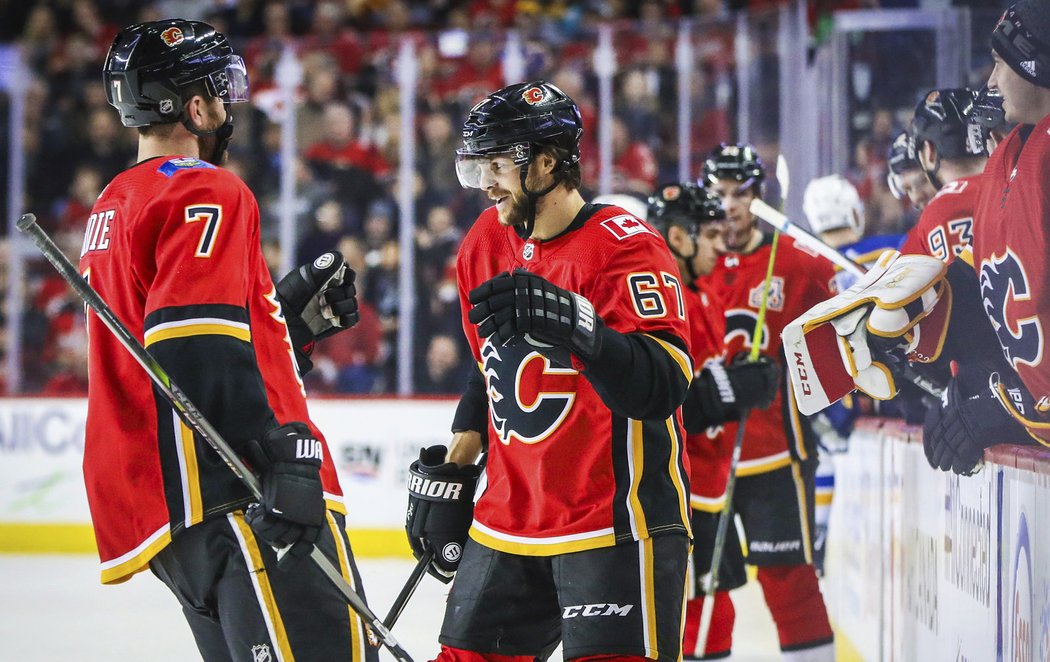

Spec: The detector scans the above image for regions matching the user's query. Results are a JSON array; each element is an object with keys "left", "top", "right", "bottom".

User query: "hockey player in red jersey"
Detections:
[
  {"left": 899, "top": 88, "right": 988, "bottom": 262},
  {"left": 887, "top": 129, "right": 938, "bottom": 212},
  {"left": 781, "top": 1, "right": 1050, "bottom": 477},
  {"left": 922, "top": 0, "right": 1050, "bottom": 468},
  {"left": 84, "top": 20, "right": 375, "bottom": 661},
  {"left": 647, "top": 182, "right": 779, "bottom": 659},
  {"left": 404, "top": 81, "right": 694, "bottom": 661},
  {"left": 702, "top": 143, "right": 836, "bottom": 661}
]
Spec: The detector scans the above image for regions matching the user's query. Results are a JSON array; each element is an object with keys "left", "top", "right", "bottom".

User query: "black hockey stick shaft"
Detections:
[
  {"left": 383, "top": 549, "right": 433, "bottom": 630},
  {"left": 696, "top": 411, "right": 748, "bottom": 655},
  {"left": 17, "top": 213, "right": 414, "bottom": 662}
]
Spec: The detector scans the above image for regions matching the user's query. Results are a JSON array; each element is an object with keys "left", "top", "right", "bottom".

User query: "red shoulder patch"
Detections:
[{"left": 600, "top": 215, "right": 657, "bottom": 240}]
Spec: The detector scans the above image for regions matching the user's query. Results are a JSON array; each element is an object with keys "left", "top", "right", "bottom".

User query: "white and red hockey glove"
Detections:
[{"left": 781, "top": 251, "right": 949, "bottom": 415}]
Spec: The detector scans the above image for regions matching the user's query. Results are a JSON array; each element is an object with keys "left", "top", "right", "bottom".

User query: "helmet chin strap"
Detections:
[
  {"left": 517, "top": 160, "right": 562, "bottom": 239},
  {"left": 669, "top": 235, "right": 700, "bottom": 283},
  {"left": 182, "top": 103, "right": 234, "bottom": 165},
  {"left": 919, "top": 141, "right": 945, "bottom": 191}
]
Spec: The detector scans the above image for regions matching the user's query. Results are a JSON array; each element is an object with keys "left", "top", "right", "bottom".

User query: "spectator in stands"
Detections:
[
  {"left": 416, "top": 334, "right": 470, "bottom": 394},
  {"left": 608, "top": 115, "right": 659, "bottom": 194},
  {"left": 417, "top": 110, "right": 462, "bottom": 202},
  {"left": 304, "top": 101, "right": 390, "bottom": 222},
  {"left": 296, "top": 199, "right": 347, "bottom": 266}
]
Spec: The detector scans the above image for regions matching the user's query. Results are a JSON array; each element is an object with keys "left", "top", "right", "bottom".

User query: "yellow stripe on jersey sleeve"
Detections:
[
  {"left": 642, "top": 334, "right": 693, "bottom": 382},
  {"left": 144, "top": 318, "right": 251, "bottom": 347}
]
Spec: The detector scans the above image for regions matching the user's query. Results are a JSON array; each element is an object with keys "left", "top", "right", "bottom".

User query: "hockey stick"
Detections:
[
  {"left": 16, "top": 213, "right": 414, "bottom": 662},
  {"left": 696, "top": 156, "right": 789, "bottom": 654},
  {"left": 382, "top": 549, "right": 433, "bottom": 629},
  {"left": 748, "top": 200, "right": 945, "bottom": 400}
]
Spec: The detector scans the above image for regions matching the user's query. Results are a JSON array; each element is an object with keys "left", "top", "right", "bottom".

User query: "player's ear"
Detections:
[
  {"left": 184, "top": 94, "right": 211, "bottom": 130},
  {"left": 918, "top": 139, "right": 937, "bottom": 170}
]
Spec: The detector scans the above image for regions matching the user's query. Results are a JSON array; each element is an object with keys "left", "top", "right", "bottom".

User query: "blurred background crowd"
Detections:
[{"left": 0, "top": 0, "right": 1008, "bottom": 396}]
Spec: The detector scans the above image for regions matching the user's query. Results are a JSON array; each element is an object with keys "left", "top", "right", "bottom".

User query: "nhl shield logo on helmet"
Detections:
[{"left": 160, "top": 26, "right": 184, "bottom": 47}]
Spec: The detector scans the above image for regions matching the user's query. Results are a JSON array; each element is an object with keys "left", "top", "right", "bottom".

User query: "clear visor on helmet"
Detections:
[
  {"left": 454, "top": 148, "right": 526, "bottom": 189},
  {"left": 205, "top": 55, "right": 249, "bottom": 103}
]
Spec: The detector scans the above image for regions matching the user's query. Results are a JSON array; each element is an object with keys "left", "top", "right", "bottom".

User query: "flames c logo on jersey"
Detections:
[
  {"left": 480, "top": 340, "right": 578, "bottom": 445},
  {"left": 980, "top": 250, "right": 1043, "bottom": 369}
]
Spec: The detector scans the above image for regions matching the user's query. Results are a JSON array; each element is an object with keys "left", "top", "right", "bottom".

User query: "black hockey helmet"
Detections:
[
  {"left": 103, "top": 19, "right": 248, "bottom": 128},
  {"left": 887, "top": 130, "right": 919, "bottom": 175},
  {"left": 647, "top": 182, "right": 725, "bottom": 237},
  {"left": 701, "top": 143, "right": 764, "bottom": 191},
  {"left": 455, "top": 80, "right": 583, "bottom": 189},
  {"left": 886, "top": 130, "right": 921, "bottom": 200},
  {"left": 911, "top": 88, "right": 986, "bottom": 160}
]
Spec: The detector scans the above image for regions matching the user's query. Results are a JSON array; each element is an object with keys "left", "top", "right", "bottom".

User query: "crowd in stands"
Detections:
[{"left": 0, "top": 0, "right": 996, "bottom": 394}]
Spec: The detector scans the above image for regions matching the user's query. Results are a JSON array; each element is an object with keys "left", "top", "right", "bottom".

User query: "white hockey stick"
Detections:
[
  {"left": 17, "top": 213, "right": 413, "bottom": 662},
  {"left": 749, "top": 198, "right": 864, "bottom": 277}
]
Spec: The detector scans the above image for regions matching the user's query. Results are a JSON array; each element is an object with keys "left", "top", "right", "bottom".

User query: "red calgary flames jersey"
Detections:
[
  {"left": 457, "top": 204, "right": 693, "bottom": 555},
  {"left": 683, "top": 280, "right": 733, "bottom": 511},
  {"left": 972, "top": 120, "right": 1050, "bottom": 443},
  {"left": 705, "top": 234, "right": 836, "bottom": 473},
  {"left": 900, "top": 175, "right": 981, "bottom": 262},
  {"left": 79, "top": 156, "right": 344, "bottom": 583}
]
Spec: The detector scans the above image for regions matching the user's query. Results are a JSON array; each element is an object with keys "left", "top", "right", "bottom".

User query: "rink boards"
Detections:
[
  {"left": 1, "top": 399, "right": 1048, "bottom": 661},
  {"left": 828, "top": 418, "right": 1050, "bottom": 662}
]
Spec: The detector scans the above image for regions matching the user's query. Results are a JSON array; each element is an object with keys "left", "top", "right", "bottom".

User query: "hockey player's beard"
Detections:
[{"left": 493, "top": 190, "right": 527, "bottom": 228}]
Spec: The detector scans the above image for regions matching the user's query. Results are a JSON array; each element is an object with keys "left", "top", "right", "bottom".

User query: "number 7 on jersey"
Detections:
[{"left": 184, "top": 205, "right": 223, "bottom": 257}]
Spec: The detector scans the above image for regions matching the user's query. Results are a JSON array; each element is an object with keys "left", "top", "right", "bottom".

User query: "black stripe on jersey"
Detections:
[
  {"left": 610, "top": 414, "right": 690, "bottom": 544},
  {"left": 151, "top": 332, "right": 275, "bottom": 533},
  {"left": 610, "top": 414, "right": 635, "bottom": 542},
  {"left": 144, "top": 303, "right": 249, "bottom": 329},
  {"left": 633, "top": 418, "right": 690, "bottom": 537}
]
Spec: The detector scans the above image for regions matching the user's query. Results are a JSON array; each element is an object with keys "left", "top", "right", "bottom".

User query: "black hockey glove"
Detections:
[
  {"left": 683, "top": 355, "right": 781, "bottom": 433},
  {"left": 244, "top": 422, "right": 326, "bottom": 560},
  {"left": 275, "top": 252, "right": 359, "bottom": 376},
  {"left": 406, "top": 445, "right": 482, "bottom": 583},
  {"left": 923, "top": 366, "right": 1032, "bottom": 476},
  {"left": 468, "top": 268, "right": 603, "bottom": 363}
]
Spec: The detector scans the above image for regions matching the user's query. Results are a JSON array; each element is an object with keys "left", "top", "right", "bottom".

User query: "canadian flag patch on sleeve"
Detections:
[{"left": 600, "top": 215, "right": 656, "bottom": 240}]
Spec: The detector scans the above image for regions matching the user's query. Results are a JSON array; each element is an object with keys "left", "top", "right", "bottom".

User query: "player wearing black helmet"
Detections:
[
  {"left": 701, "top": 143, "right": 765, "bottom": 253},
  {"left": 647, "top": 182, "right": 779, "bottom": 659},
  {"left": 408, "top": 80, "right": 695, "bottom": 661},
  {"left": 702, "top": 143, "right": 837, "bottom": 661},
  {"left": 887, "top": 130, "right": 938, "bottom": 211},
  {"left": 83, "top": 19, "right": 372, "bottom": 661},
  {"left": 900, "top": 88, "right": 989, "bottom": 262}
]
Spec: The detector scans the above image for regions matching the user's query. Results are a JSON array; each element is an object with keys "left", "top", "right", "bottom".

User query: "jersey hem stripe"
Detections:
[
  {"left": 99, "top": 524, "right": 172, "bottom": 584},
  {"left": 736, "top": 451, "right": 792, "bottom": 476},
  {"left": 144, "top": 319, "right": 251, "bottom": 346},
  {"left": 469, "top": 522, "right": 617, "bottom": 556}
]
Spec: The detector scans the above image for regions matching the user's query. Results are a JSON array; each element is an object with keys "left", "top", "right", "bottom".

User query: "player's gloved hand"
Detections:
[
  {"left": 922, "top": 366, "right": 1031, "bottom": 476},
  {"left": 727, "top": 353, "right": 781, "bottom": 410},
  {"left": 275, "top": 252, "right": 359, "bottom": 376},
  {"left": 683, "top": 355, "right": 781, "bottom": 432},
  {"left": 406, "top": 445, "right": 482, "bottom": 583},
  {"left": 244, "top": 422, "right": 326, "bottom": 560},
  {"left": 467, "top": 268, "right": 603, "bottom": 361}
]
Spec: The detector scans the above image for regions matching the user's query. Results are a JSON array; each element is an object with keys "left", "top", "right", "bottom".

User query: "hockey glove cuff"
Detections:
[
  {"left": 406, "top": 445, "right": 482, "bottom": 583},
  {"left": 245, "top": 422, "right": 326, "bottom": 558},
  {"left": 275, "top": 252, "right": 360, "bottom": 376}
]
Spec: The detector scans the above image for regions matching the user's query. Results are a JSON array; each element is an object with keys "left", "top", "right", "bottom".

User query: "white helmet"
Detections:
[
  {"left": 802, "top": 175, "right": 864, "bottom": 236},
  {"left": 593, "top": 194, "right": 648, "bottom": 221}
]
